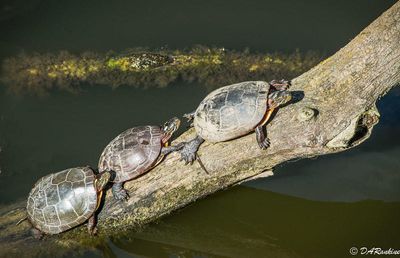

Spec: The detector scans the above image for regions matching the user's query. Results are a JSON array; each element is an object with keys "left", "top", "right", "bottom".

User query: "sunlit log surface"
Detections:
[{"left": 0, "top": 2, "right": 399, "bottom": 256}]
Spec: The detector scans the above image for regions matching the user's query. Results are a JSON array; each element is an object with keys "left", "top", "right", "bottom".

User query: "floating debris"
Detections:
[{"left": 106, "top": 53, "right": 174, "bottom": 71}]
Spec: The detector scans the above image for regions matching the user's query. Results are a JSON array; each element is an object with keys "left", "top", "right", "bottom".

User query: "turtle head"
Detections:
[
  {"left": 94, "top": 171, "right": 111, "bottom": 192},
  {"left": 268, "top": 90, "right": 292, "bottom": 109},
  {"left": 161, "top": 117, "right": 181, "bottom": 143}
]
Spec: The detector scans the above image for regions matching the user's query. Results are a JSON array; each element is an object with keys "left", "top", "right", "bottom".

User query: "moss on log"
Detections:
[{"left": 0, "top": 2, "right": 399, "bottom": 257}]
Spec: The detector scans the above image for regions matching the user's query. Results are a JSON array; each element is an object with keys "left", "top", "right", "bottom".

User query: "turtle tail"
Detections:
[
  {"left": 195, "top": 153, "right": 209, "bottom": 175},
  {"left": 16, "top": 216, "right": 28, "bottom": 226}
]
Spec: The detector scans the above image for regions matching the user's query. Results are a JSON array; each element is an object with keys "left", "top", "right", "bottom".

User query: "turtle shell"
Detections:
[
  {"left": 98, "top": 126, "right": 163, "bottom": 183},
  {"left": 194, "top": 81, "right": 270, "bottom": 142},
  {"left": 26, "top": 167, "right": 98, "bottom": 234}
]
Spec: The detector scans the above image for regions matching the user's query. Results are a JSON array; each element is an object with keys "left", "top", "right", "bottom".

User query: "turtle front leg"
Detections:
[
  {"left": 269, "top": 79, "right": 291, "bottom": 91},
  {"left": 183, "top": 111, "right": 196, "bottom": 127},
  {"left": 183, "top": 111, "right": 196, "bottom": 122},
  {"left": 87, "top": 215, "right": 98, "bottom": 236},
  {"left": 161, "top": 142, "right": 185, "bottom": 155},
  {"left": 255, "top": 125, "right": 270, "bottom": 150},
  {"left": 180, "top": 135, "right": 205, "bottom": 164},
  {"left": 112, "top": 182, "right": 129, "bottom": 201}
]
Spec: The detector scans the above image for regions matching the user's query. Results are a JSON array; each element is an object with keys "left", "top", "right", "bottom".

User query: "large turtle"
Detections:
[
  {"left": 98, "top": 117, "right": 182, "bottom": 200},
  {"left": 179, "top": 80, "right": 292, "bottom": 163},
  {"left": 23, "top": 166, "right": 110, "bottom": 238}
]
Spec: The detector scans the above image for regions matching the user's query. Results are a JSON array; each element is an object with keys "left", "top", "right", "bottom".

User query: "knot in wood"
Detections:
[
  {"left": 297, "top": 107, "right": 317, "bottom": 122},
  {"left": 361, "top": 113, "right": 379, "bottom": 128}
]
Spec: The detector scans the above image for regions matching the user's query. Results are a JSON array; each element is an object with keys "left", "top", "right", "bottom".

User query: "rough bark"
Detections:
[{"left": 1, "top": 2, "right": 399, "bottom": 256}]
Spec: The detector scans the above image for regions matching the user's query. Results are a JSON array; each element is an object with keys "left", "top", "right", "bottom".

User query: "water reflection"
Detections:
[
  {"left": 108, "top": 238, "right": 222, "bottom": 258},
  {"left": 104, "top": 187, "right": 400, "bottom": 258}
]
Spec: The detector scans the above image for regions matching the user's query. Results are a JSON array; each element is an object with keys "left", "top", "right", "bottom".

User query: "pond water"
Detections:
[{"left": 0, "top": 0, "right": 399, "bottom": 257}]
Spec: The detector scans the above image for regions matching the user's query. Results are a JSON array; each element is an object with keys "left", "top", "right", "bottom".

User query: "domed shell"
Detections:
[
  {"left": 98, "top": 126, "right": 163, "bottom": 183},
  {"left": 194, "top": 81, "right": 270, "bottom": 142},
  {"left": 27, "top": 167, "right": 98, "bottom": 234}
]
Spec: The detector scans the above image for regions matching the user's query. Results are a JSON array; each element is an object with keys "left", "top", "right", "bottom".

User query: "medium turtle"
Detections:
[
  {"left": 98, "top": 117, "right": 182, "bottom": 200},
  {"left": 23, "top": 166, "right": 110, "bottom": 238},
  {"left": 179, "top": 80, "right": 292, "bottom": 163}
]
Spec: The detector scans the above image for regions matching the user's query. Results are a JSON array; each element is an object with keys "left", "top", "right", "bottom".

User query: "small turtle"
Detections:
[
  {"left": 22, "top": 166, "right": 110, "bottom": 238},
  {"left": 180, "top": 80, "right": 292, "bottom": 163},
  {"left": 98, "top": 117, "right": 182, "bottom": 200}
]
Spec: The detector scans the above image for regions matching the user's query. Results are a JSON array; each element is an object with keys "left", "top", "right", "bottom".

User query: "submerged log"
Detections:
[
  {"left": 1, "top": 47, "right": 320, "bottom": 95},
  {"left": 0, "top": 2, "right": 399, "bottom": 256}
]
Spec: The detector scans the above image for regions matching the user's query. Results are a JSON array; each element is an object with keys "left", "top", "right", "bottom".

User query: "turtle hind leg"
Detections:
[
  {"left": 255, "top": 125, "right": 270, "bottom": 150},
  {"left": 180, "top": 135, "right": 205, "bottom": 164},
  {"left": 31, "top": 228, "right": 44, "bottom": 240},
  {"left": 112, "top": 182, "right": 129, "bottom": 201}
]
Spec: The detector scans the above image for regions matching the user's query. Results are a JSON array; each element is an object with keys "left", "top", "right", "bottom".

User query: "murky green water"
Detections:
[{"left": 0, "top": 0, "right": 399, "bottom": 257}]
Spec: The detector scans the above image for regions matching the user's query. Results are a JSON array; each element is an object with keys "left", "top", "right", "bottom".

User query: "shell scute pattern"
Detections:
[
  {"left": 33, "top": 210, "right": 45, "bottom": 224},
  {"left": 66, "top": 169, "right": 85, "bottom": 181},
  {"left": 35, "top": 198, "right": 46, "bottom": 210},
  {"left": 72, "top": 180, "right": 85, "bottom": 189},
  {"left": 45, "top": 186, "right": 59, "bottom": 206},
  {"left": 98, "top": 126, "right": 163, "bottom": 183},
  {"left": 52, "top": 172, "right": 67, "bottom": 184},
  {"left": 194, "top": 81, "right": 270, "bottom": 142},
  {"left": 124, "top": 135, "right": 139, "bottom": 149},
  {"left": 27, "top": 167, "right": 97, "bottom": 234},
  {"left": 42, "top": 205, "right": 59, "bottom": 226},
  {"left": 58, "top": 181, "right": 72, "bottom": 200},
  {"left": 39, "top": 175, "right": 52, "bottom": 191}
]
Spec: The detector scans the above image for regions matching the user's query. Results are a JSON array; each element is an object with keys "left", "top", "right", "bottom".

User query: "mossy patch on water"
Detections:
[{"left": 1, "top": 47, "right": 322, "bottom": 95}]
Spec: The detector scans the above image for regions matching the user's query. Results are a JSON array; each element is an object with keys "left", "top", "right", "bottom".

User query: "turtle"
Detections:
[
  {"left": 98, "top": 117, "right": 183, "bottom": 201},
  {"left": 179, "top": 80, "right": 292, "bottom": 163},
  {"left": 22, "top": 166, "right": 111, "bottom": 239}
]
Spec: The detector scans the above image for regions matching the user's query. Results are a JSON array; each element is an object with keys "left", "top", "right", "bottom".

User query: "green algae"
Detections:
[{"left": 1, "top": 47, "right": 322, "bottom": 95}]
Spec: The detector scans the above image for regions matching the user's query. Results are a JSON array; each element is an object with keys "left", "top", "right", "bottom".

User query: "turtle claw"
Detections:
[
  {"left": 179, "top": 136, "right": 204, "bottom": 165},
  {"left": 183, "top": 111, "right": 196, "bottom": 123},
  {"left": 116, "top": 189, "right": 129, "bottom": 201},
  {"left": 88, "top": 227, "right": 98, "bottom": 236},
  {"left": 112, "top": 184, "right": 129, "bottom": 201},
  {"left": 180, "top": 151, "right": 196, "bottom": 164},
  {"left": 188, "top": 156, "right": 195, "bottom": 165},
  {"left": 258, "top": 138, "right": 271, "bottom": 150},
  {"left": 269, "top": 79, "right": 291, "bottom": 91}
]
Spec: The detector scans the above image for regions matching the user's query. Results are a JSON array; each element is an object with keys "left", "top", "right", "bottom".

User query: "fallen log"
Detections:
[{"left": 0, "top": 2, "right": 399, "bottom": 256}]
